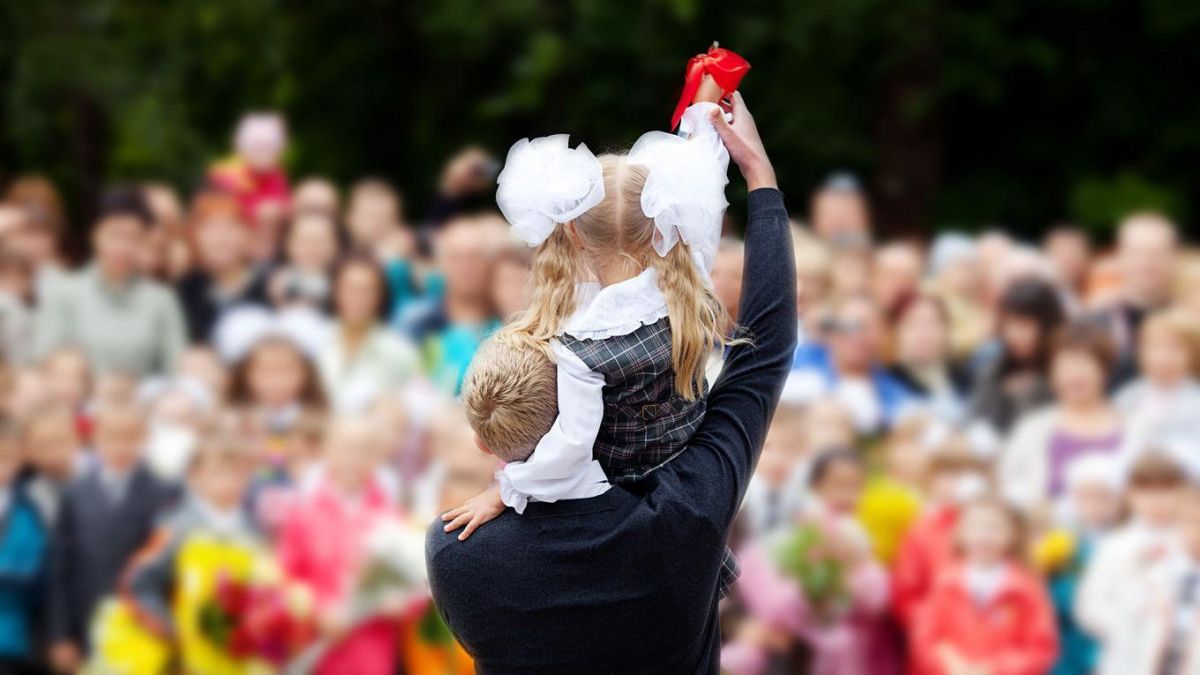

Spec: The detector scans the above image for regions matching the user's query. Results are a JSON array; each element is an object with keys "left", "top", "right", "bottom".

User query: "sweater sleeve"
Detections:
[{"left": 675, "top": 188, "right": 797, "bottom": 528}]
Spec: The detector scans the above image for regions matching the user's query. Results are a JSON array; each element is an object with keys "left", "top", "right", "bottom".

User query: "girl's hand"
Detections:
[
  {"left": 441, "top": 487, "right": 506, "bottom": 541},
  {"left": 709, "top": 91, "right": 776, "bottom": 191}
]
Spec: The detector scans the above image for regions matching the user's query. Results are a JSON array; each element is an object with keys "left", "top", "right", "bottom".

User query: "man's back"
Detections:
[{"left": 427, "top": 481, "right": 725, "bottom": 673}]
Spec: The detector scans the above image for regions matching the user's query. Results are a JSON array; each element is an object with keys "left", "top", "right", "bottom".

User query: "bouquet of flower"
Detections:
[
  {"left": 197, "top": 573, "right": 318, "bottom": 667},
  {"left": 769, "top": 520, "right": 851, "bottom": 623}
]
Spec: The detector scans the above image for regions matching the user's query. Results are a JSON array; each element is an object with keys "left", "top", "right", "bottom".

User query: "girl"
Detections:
[
  {"left": 1115, "top": 308, "right": 1200, "bottom": 465},
  {"left": 443, "top": 100, "right": 735, "bottom": 537},
  {"left": 278, "top": 417, "right": 399, "bottom": 675},
  {"left": 912, "top": 497, "right": 1058, "bottom": 675},
  {"left": 268, "top": 211, "right": 343, "bottom": 310},
  {"left": 723, "top": 449, "right": 889, "bottom": 675},
  {"left": 966, "top": 276, "right": 1066, "bottom": 436}
]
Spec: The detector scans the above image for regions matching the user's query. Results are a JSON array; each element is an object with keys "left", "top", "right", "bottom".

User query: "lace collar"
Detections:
[{"left": 560, "top": 268, "right": 669, "bottom": 340}]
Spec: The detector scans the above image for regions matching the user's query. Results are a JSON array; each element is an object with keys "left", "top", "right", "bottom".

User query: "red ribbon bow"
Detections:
[{"left": 670, "top": 45, "right": 751, "bottom": 131}]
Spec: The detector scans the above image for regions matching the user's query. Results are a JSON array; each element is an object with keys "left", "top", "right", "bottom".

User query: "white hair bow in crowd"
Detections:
[{"left": 495, "top": 134, "right": 605, "bottom": 247}]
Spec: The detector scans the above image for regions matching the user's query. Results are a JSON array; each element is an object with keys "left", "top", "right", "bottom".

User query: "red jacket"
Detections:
[
  {"left": 911, "top": 563, "right": 1058, "bottom": 675},
  {"left": 891, "top": 504, "right": 959, "bottom": 627}
]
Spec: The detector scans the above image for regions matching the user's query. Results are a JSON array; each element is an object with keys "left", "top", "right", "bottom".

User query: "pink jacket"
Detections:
[
  {"left": 277, "top": 477, "right": 397, "bottom": 675},
  {"left": 722, "top": 545, "right": 890, "bottom": 675}
]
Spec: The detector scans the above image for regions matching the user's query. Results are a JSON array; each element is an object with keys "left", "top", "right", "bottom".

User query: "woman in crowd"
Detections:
[
  {"left": 1001, "top": 322, "right": 1124, "bottom": 509},
  {"left": 967, "top": 276, "right": 1066, "bottom": 436},
  {"left": 319, "top": 254, "right": 421, "bottom": 412},
  {"left": 887, "top": 293, "right": 971, "bottom": 423}
]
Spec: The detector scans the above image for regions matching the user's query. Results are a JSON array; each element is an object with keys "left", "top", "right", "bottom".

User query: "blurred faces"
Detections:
[
  {"left": 828, "top": 296, "right": 882, "bottom": 374},
  {"left": 42, "top": 349, "right": 90, "bottom": 410},
  {"left": 711, "top": 241, "right": 744, "bottom": 322},
  {"left": 1050, "top": 349, "right": 1106, "bottom": 409},
  {"left": 195, "top": 212, "right": 250, "bottom": 274},
  {"left": 93, "top": 405, "right": 147, "bottom": 473},
  {"left": 92, "top": 215, "right": 147, "bottom": 282},
  {"left": 1118, "top": 214, "right": 1178, "bottom": 307},
  {"left": 324, "top": 418, "right": 381, "bottom": 493},
  {"left": 1129, "top": 483, "right": 1180, "bottom": 528},
  {"left": 346, "top": 183, "right": 402, "bottom": 248},
  {"left": 438, "top": 218, "right": 492, "bottom": 305},
  {"left": 293, "top": 178, "right": 340, "bottom": 218},
  {"left": 335, "top": 261, "right": 384, "bottom": 326},
  {"left": 1044, "top": 228, "right": 1090, "bottom": 292},
  {"left": 872, "top": 243, "right": 923, "bottom": 313},
  {"left": 1179, "top": 490, "right": 1200, "bottom": 561},
  {"left": 489, "top": 255, "right": 531, "bottom": 322},
  {"left": 758, "top": 410, "right": 806, "bottom": 487},
  {"left": 245, "top": 341, "right": 309, "bottom": 409},
  {"left": 235, "top": 114, "right": 287, "bottom": 173},
  {"left": 286, "top": 213, "right": 339, "bottom": 272},
  {"left": 22, "top": 410, "right": 79, "bottom": 480},
  {"left": 895, "top": 297, "right": 949, "bottom": 368},
  {"left": 813, "top": 457, "right": 865, "bottom": 515},
  {"left": 1000, "top": 315, "right": 1041, "bottom": 363},
  {"left": 810, "top": 188, "right": 871, "bottom": 246},
  {"left": 1140, "top": 321, "right": 1193, "bottom": 388},
  {"left": 957, "top": 502, "right": 1017, "bottom": 566},
  {"left": 1069, "top": 480, "right": 1122, "bottom": 533},
  {"left": 191, "top": 446, "right": 253, "bottom": 511}
]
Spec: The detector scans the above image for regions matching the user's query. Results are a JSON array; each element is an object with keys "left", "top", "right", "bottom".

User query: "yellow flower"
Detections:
[
  {"left": 1033, "top": 528, "right": 1076, "bottom": 573},
  {"left": 856, "top": 477, "right": 922, "bottom": 564}
]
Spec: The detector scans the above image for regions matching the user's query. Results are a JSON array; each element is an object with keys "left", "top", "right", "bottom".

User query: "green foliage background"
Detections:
[{"left": 1, "top": 0, "right": 1197, "bottom": 239}]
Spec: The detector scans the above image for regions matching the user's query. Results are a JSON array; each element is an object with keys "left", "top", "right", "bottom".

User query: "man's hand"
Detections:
[
  {"left": 441, "top": 486, "right": 506, "bottom": 541},
  {"left": 49, "top": 640, "right": 81, "bottom": 674},
  {"left": 709, "top": 92, "right": 777, "bottom": 191}
]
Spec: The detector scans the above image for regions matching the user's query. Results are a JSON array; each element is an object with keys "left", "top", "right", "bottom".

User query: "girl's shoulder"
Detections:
[{"left": 561, "top": 268, "right": 669, "bottom": 341}]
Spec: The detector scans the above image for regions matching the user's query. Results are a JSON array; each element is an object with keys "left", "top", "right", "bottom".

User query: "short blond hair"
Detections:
[{"left": 461, "top": 336, "right": 558, "bottom": 462}]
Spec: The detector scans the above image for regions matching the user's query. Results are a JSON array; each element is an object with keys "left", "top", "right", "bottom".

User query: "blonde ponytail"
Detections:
[
  {"left": 500, "top": 227, "right": 581, "bottom": 354},
  {"left": 652, "top": 243, "right": 732, "bottom": 399}
]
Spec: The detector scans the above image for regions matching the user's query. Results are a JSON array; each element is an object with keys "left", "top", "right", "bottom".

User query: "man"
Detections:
[
  {"left": 427, "top": 93, "right": 796, "bottom": 673},
  {"left": 1097, "top": 212, "right": 1179, "bottom": 385},
  {"left": 809, "top": 171, "right": 871, "bottom": 248},
  {"left": 395, "top": 214, "right": 501, "bottom": 394}
]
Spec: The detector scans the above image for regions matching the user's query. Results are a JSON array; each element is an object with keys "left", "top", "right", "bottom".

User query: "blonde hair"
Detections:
[
  {"left": 1142, "top": 307, "right": 1200, "bottom": 374},
  {"left": 461, "top": 336, "right": 558, "bottom": 462},
  {"left": 503, "top": 155, "right": 731, "bottom": 399}
]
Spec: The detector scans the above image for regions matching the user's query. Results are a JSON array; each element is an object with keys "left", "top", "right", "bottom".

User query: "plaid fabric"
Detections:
[
  {"left": 718, "top": 546, "right": 740, "bottom": 599},
  {"left": 560, "top": 316, "right": 707, "bottom": 481}
]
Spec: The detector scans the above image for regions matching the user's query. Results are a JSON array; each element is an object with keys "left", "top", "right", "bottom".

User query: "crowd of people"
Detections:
[{"left": 0, "top": 106, "right": 1196, "bottom": 674}]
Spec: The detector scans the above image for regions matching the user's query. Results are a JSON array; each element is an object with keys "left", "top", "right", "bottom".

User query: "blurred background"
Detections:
[
  {"left": 4, "top": 0, "right": 1200, "bottom": 243},
  {"left": 4, "top": 2, "right": 1200, "bottom": 675}
]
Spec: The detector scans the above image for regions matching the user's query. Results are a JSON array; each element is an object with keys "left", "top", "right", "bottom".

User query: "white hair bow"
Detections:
[
  {"left": 629, "top": 102, "right": 729, "bottom": 278},
  {"left": 496, "top": 135, "right": 605, "bottom": 247}
]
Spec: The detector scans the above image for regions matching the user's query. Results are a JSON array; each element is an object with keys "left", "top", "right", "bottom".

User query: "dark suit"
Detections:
[
  {"left": 47, "top": 464, "right": 177, "bottom": 648},
  {"left": 427, "top": 189, "right": 796, "bottom": 674}
]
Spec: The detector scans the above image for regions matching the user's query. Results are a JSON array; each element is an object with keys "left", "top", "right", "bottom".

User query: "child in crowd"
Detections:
[
  {"left": 725, "top": 449, "right": 888, "bottom": 675},
  {"left": 40, "top": 347, "right": 92, "bottom": 442},
  {"left": 246, "top": 409, "right": 326, "bottom": 534},
  {"left": 269, "top": 212, "right": 343, "bottom": 310},
  {"left": 739, "top": 403, "right": 811, "bottom": 539},
  {"left": 122, "top": 431, "right": 259, "bottom": 672},
  {"left": 278, "top": 416, "right": 399, "bottom": 675},
  {"left": 858, "top": 413, "right": 933, "bottom": 565},
  {"left": 1076, "top": 452, "right": 1188, "bottom": 644},
  {"left": 47, "top": 401, "right": 177, "bottom": 672},
  {"left": 20, "top": 403, "right": 89, "bottom": 526},
  {"left": 1100, "top": 486, "right": 1200, "bottom": 675},
  {"left": 892, "top": 439, "right": 988, "bottom": 628},
  {"left": 174, "top": 346, "right": 231, "bottom": 403},
  {"left": 1041, "top": 455, "right": 1124, "bottom": 675},
  {"left": 443, "top": 100, "right": 739, "bottom": 556},
  {"left": 1116, "top": 309, "right": 1200, "bottom": 467},
  {"left": 231, "top": 335, "right": 327, "bottom": 441},
  {"left": 0, "top": 417, "right": 48, "bottom": 672},
  {"left": 912, "top": 497, "right": 1057, "bottom": 675}
]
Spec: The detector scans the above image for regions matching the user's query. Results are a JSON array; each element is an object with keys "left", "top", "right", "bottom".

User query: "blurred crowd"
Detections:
[{"left": 0, "top": 108, "right": 1197, "bottom": 675}]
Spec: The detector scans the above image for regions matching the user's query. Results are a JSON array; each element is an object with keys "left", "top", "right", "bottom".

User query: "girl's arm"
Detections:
[{"left": 442, "top": 341, "right": 609, "bottom": 540}]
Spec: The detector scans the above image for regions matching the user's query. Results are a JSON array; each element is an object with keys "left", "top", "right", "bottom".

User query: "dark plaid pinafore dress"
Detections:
[{"left": 560, "top": 315, "right": 740, "bottom": 597}]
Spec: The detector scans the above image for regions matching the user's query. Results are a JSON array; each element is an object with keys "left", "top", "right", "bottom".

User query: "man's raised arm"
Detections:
[{"left": 687, "top": 93, "right": 797, "bottom": 524}]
